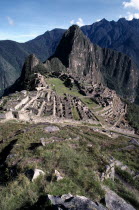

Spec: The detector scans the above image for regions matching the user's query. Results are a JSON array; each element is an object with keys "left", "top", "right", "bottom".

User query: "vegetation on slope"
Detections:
[
  {"left": 126, "top": 102, "right": 139, "bottom": 133},
  {"left": 0, "top": 121, "right": 138, "bottom": 209},
  {"left": 46, "top": 77, "right": 97, "bottom": 108}
]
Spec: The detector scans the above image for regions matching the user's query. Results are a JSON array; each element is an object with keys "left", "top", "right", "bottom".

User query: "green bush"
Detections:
[
  {"left": 116, "top": 167, "right": 139, "bottom": 190},
  {"left": 126, "top": 102, "right": 139, "bottom": 132}
]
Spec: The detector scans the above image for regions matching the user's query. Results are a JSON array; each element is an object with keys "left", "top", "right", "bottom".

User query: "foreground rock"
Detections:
[
  {"left": 54, "top": 170, "right": 64, "bottom": 181},
  {"left": 101, "top": 162, "right": 115, "bottom": 181},
  {"left": 101, "top": 158, "right": 136, "bottom": 181},
  {"left": 47, "top": 194, "right": 106, "bottom": 210},
  {"left": 44, "top": 126, "right": 60, "bottom": 133},
  {"left": 105, "top": 188, "right": 135, "bottom": 210},
  {"left": 32, "top": 169, "right": 45, "bottom": 181},
  {"left": 45, "top": 192, "right": 135, "bottom": 210}
]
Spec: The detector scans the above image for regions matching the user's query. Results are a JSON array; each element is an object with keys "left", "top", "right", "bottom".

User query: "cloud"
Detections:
[
  {"left": 76, "top": 18, "right": 84, "bottom": 26},
  {"left": 70, "top": 18, "right": 84, "bottom": 27},
  {"left": 123, "top": 0, "right": 139, "bottom": 10},
  {"left": 70, "top": 20, "right": 75, "bottom": 25},
  {"left": 121, "top": 12, "right": 139, "bottom": 20},
  {"left": 7, "top": 16, "right": 14, "bottom": 26},
  {"left": 127, "top": 12, "right": 139, "bottom": 19}
]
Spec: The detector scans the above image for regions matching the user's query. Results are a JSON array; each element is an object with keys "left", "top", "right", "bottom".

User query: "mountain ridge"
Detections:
[
  {"left": 1, "top": 18, "right": 139, "bottom": 98},
  {"left": 0, "top": 25, "right": 138, "bottom": 210},
  {"left": 5, "top": 25, "right": 139, "bottom": 104},
  {"left": 48, "top": 25, "right": 139, "bottom": 102}
]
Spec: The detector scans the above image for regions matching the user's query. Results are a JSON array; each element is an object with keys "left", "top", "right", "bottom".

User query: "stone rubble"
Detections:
[
  {"left": 101, "top": 158, "right": 135, "bottom": 181},
  {"left": 105, "top": 188, "right": 135, "bottom": 210},
  {"left": 47, "top": 194, "right": 106, "bottom": 210},
  {"left": 54, "top": 170, "right": 64, "bottom": 181},
  {"left": 44, "top": 126, "right": 60, "bottom": 133},
  {"left": 32, "top": 169, "right": 45, "bottom": 181}
]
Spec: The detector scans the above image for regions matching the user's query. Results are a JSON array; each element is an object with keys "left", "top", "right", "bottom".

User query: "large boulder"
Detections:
[
  {"left": 54, "top": 170, "right": 64, "bottom": 181},
  {"left": 26, "top": 169, "right": 45, "bottom": 181},
  {"left": 32, "top": 169, "right": 45, "bottom": 181},
  {"left": 105, "top": 189, "right": 135, "bottom": 210},
  {"left": 44, "top": 126, "right": 60, "bottom": 133},
  {"left": 47, "top": 194, "right": 106, "bottom": 210}
]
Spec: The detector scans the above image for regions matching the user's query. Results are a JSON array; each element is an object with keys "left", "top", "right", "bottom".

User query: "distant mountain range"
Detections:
[
  {"left": 7, "top": 25, "right": 138, "bottom": 104},
  {"left": 1, "top": 18, "right": 139, "bottom": 97},
  {"left": 0, "top": 29, "right": 65, "bottom": 96}
]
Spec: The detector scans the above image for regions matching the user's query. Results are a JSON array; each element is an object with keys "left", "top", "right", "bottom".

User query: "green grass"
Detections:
[
  {"left": 126, "top": 101, "right": 139, "bottom": 133},
  {"left": 0, "top": 122, "right": 138, "bottom": 209},
  {"left": 104, "top": 178, "right": 139, "bottom": 209},
  {"left": 46, "top": 78, "right": 82, "bottom": 97},
  {"left": 46, "top": 78, "right": 97, "bottom": 109},
  {"left": 81, "top": 97, "right": 98, "bottom": 109},
  {"left": 115, "top": 167, "right": 139, "bottom": 191},
  {"left": 72, "top": 106, "right": 80, "bottom": 120}
]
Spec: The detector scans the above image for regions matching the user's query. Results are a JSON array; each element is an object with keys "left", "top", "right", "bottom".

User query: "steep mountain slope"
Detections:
[
  {"left": 23, "top": 28, "right": 66, "bottom": 61},
  {"left": 48, "top": 25, "right": 139, "bottom": 101},
  {"left": 0, "top": 55, "right": 18, "bottom": 91},
  {"left": 3, "top": 25, "right": 138, "bottom": 138},
  {"left": 1, "top": 18, "right": 139, "bottom": 98},
  {"left": 0, "top": 29, "right": 65, "bottom": 96},
  {"left": 0, "top": 25, "right": 139, "bottom": 209},
  {"left": 0, "top": 40, "right": 29, "bottom": 96},
  {"left": 0, "top": 121, "right": 138, "bottom": 209},
  {"left": 82, "top": 18, "right": 139, "bottom": 68}
]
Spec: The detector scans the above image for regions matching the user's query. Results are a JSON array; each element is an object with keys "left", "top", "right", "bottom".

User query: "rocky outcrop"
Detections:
[
  {"left": 41, "top": 192, "right": 135, "bottom": 210},
  {"left": 32, "top": 169, "right": 45, "bottom": 181},
  {"left": 49, "top": 25, "right": 103, "bottom": 83},
  {"left": 49, "top": 25, "right": 139, "bottom": 101},
  {"left": 4, "top": 54, "right": 42, "bottom": 94},
  {"left": 82, "top": 18, "right": 139, "bottom": 69},
  {"left": 105, "top": 188, "right": 135, "bottom": 210},
  {"left": 25, "top": 169, "right": 45, "bottom": 181},
  {"left": 1, "top": 18, "right": 139, "bottom": 100},
  {"left": 44, "top": 57, "right": 67, "bottom": 73},
  {"left": 5, "top": 25, "right": 139, "bottom": 102},
  {"left": 47, "top": 194, "right": 106, "bottom": 210},
  {"left": 1, "top": 26, "right": 137, "bottom": 131},
  {"left": 101, "top": 158, "right": 136, "bottom": 182},
  {"left": 54, "top": 170, "right": 64, "bottom": 181},
  {"left": 44, "top": 126, "right": 60, "bottom": 133},
  {"left": 101, "top": 162, "right": 115, "bottom": 181}
]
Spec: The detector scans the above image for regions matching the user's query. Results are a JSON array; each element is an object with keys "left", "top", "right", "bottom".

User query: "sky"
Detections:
[{"left": 0, "top": 0, "right": 139, "bottom": 42}]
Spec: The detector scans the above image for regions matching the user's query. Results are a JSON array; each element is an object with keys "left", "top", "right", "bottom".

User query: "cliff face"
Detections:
[
  {"left": 49, "top": 25, "right": 139, "bottom": 101},
  {"left": 82, "top": 18, "right": 139, "bottom": 68},
  {"left": 1, "top": 18, "right": 139, "bottom": 97},
  {"left": 5, "top": 25, "right": 139, "bottom": 102},
  {"left": 49, "top": 25, "right": 102, "bottom": 84},
  {"left": 0, "top": 29, "right": 65, "bottom": 97},
  {"left": 4, "top": 54, "right": 42, "bottom": 94},
  {"left": 101, "top": 48, "right": 138, "bottom": 101}
]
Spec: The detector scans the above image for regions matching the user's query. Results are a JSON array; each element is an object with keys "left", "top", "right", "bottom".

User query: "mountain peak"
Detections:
[
  {"left": 49, "top": 24, "right": 91, "bottom": 68},
  {"left": 69, "top": 24, "right": 80, "bottom": 29},
  {"left": 100, "top": 18, "right": 108, "bottom": 23},
  {"left": 64, "top": 24, "right": 81, "bottom": 40},
  {"left": 66, "top": 24, "right": 80, "bottom": 32},
  {"left": 118, "top": 18, "right": 127, "bottom": 23},
  {"left": 19, "top": 54, "right": 40, "bottom": 86}
]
